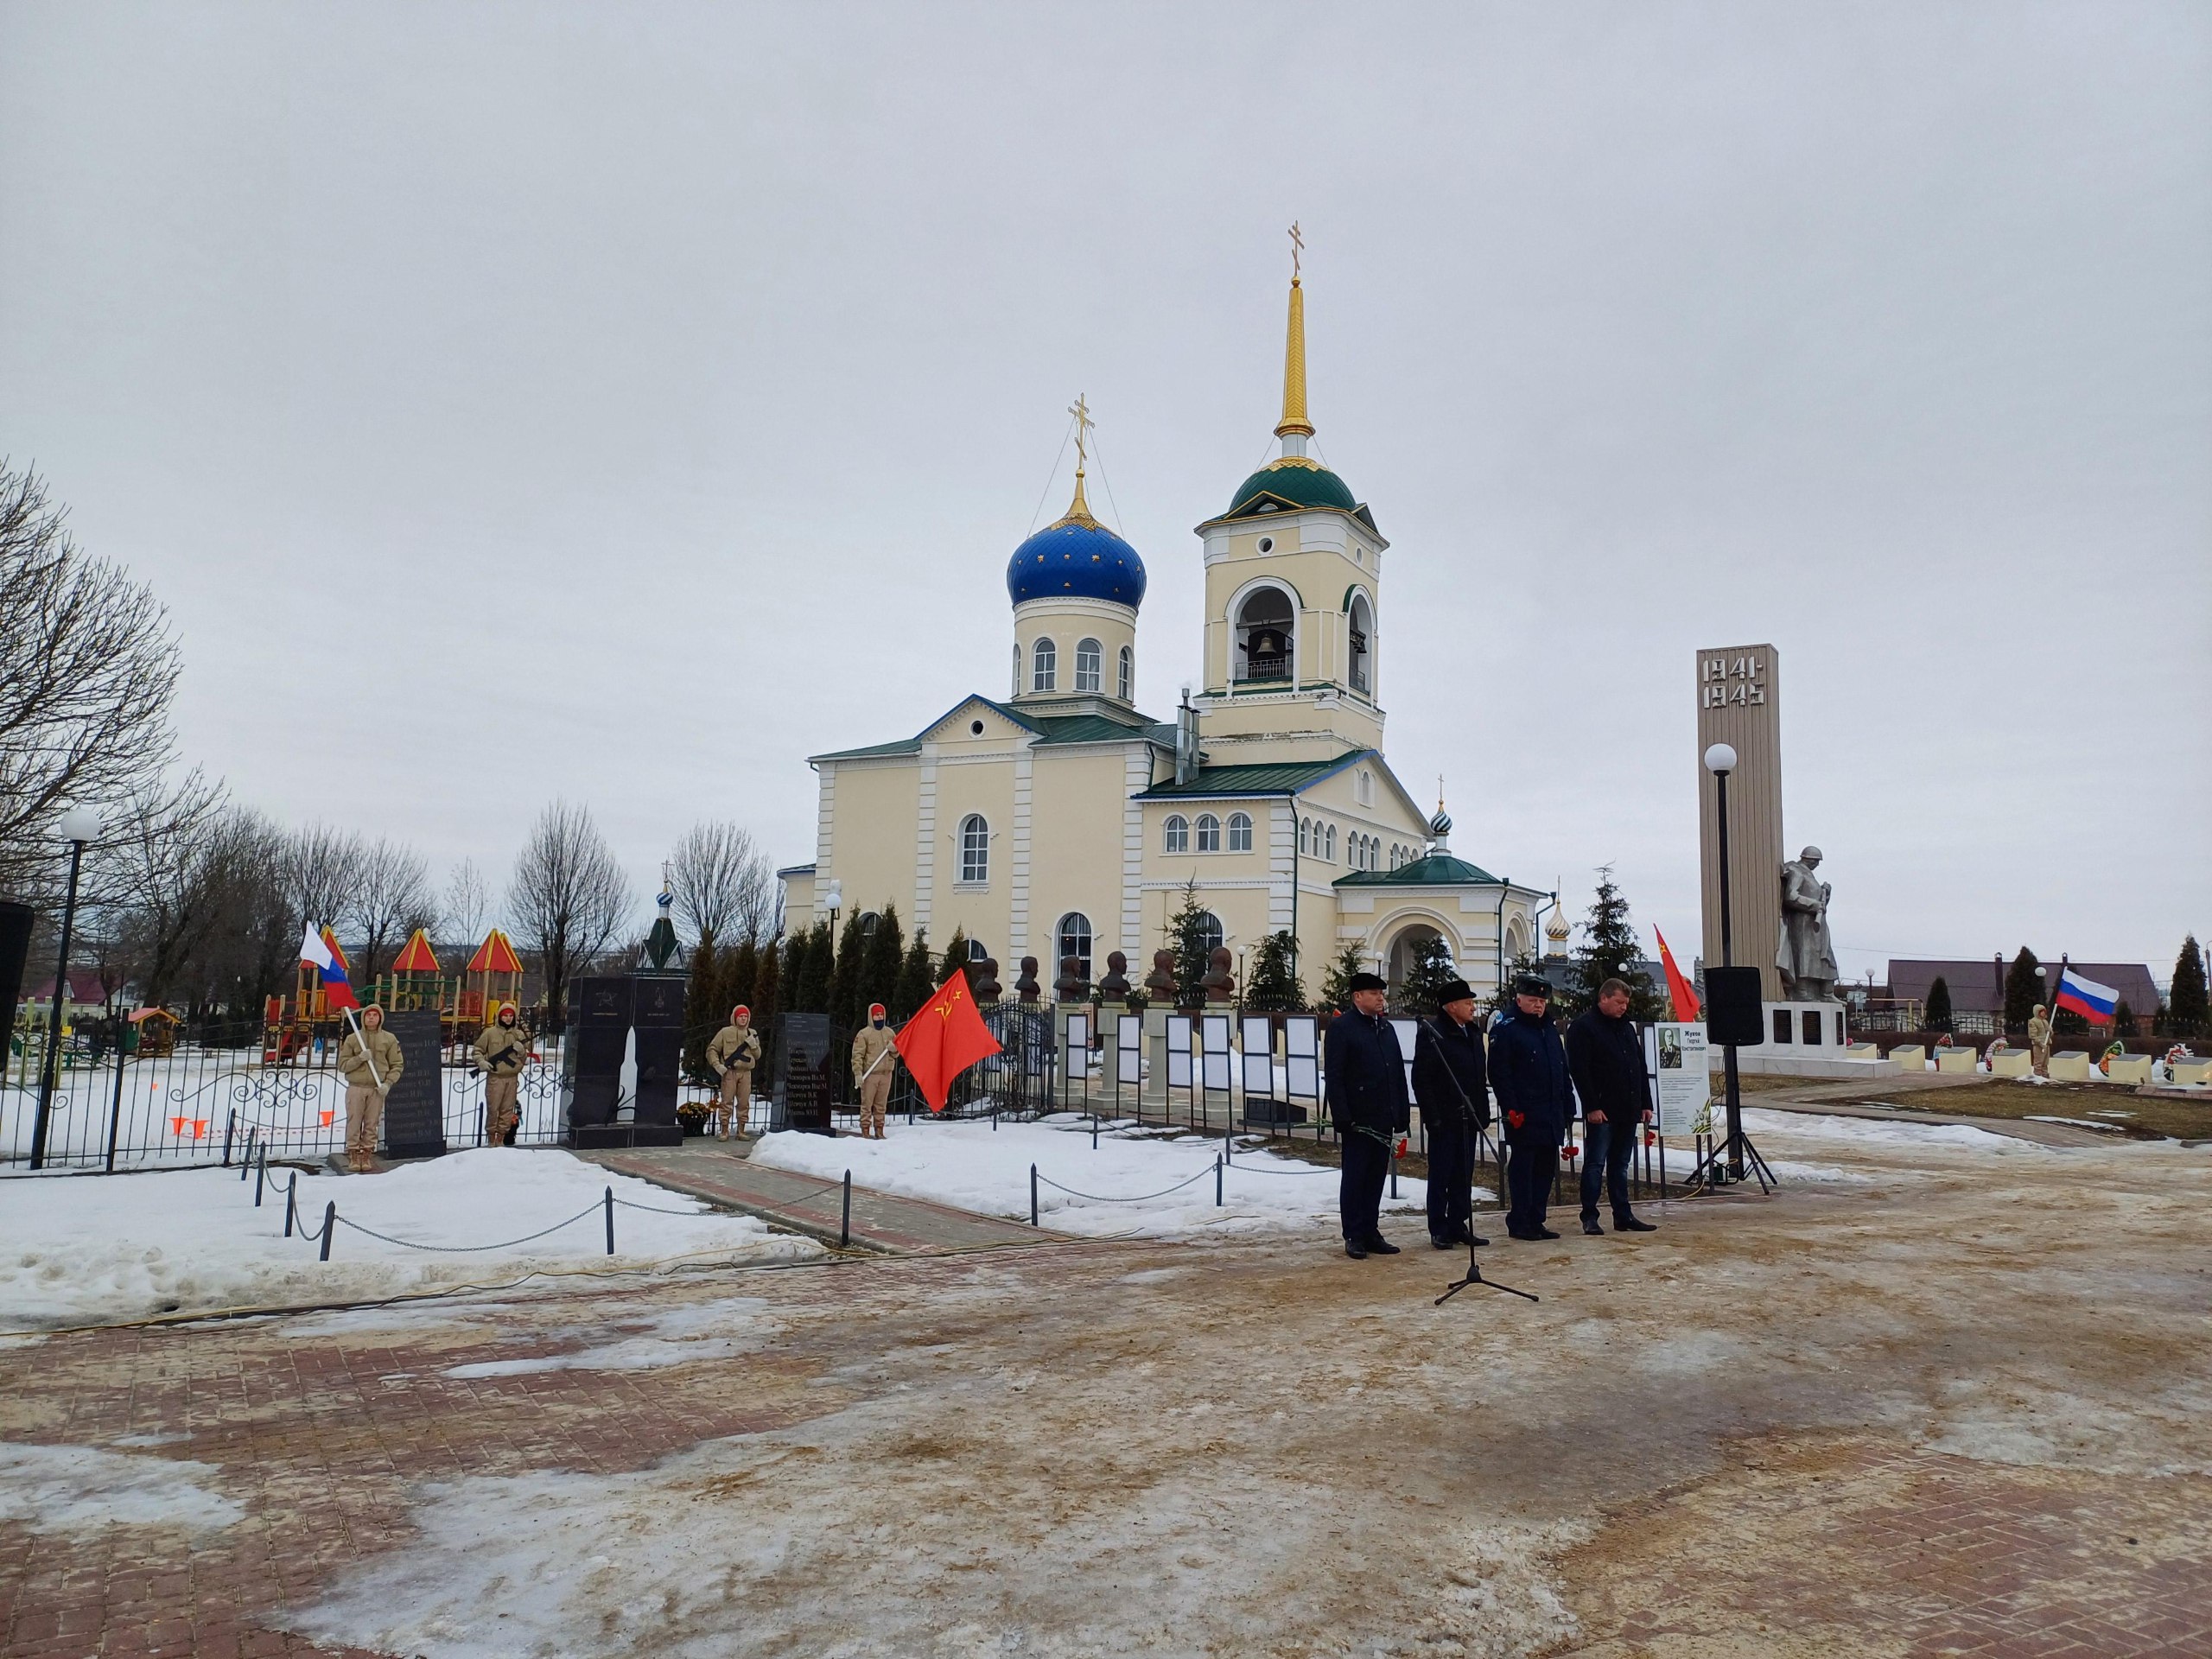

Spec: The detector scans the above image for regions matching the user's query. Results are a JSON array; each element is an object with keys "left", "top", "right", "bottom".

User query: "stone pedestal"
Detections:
[{"left": 1141, "top": 1007, "right": 1172, "bottom": 1109}]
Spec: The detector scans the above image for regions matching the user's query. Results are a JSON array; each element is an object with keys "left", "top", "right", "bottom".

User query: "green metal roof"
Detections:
[
  {"left": 1335, "top": 851, "right": 1502, "bottom": 887},
  {"left": 1134, "top": 756, "right": 1357, "bottom": 799},
  {"left": 810, "top": 735, "right": 923, "bottom": 761},
  {"left": 1032, "top": 713, "right": 1160, "bottom": 746}
]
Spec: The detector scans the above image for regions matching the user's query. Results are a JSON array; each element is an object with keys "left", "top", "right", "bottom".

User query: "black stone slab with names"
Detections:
[
  {"left": 379, "top": 1008, "right": 448, "bottom": 1160},
  {"left": 563, "top": 976, "right": 632, "bottom": 1143},
  {"left": 776, "top": 1013, "right": 834, "bottom": 1135},
  {"left": 626, "top": 973, "right": 686, "bottom": 1148}
]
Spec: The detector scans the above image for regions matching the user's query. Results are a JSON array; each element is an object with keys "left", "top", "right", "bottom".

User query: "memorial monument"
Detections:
[{"left": 1777, "top": 846, "right": 1839, "bottom": 1001}]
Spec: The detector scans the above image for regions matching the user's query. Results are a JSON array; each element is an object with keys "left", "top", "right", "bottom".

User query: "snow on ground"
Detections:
[
  {"left": 0, "top": 1149, "right": 821, "bottom": 1329},
  {"left": 750, "top": 1114, "right": 1434, "bottom": 1237},
  {"left": 1740, "top": 1106, "right": 2041, "bottom": 1154},
  {"left": 0, "top": 1443, "right": 244, "bottom": 1537}
]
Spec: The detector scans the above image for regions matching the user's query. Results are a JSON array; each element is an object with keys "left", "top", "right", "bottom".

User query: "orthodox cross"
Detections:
[
  {"left": 1288, "top": 220, "right": 1304, "bottom": 281},
  {"left": 1068, "top": 392, "right": 1094, "bottom": 471}
]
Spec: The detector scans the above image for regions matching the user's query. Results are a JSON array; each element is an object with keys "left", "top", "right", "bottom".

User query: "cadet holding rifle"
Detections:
[
  {"left": 474, "top": 1003, "right": 531, "bottom": 1147},
  {"left": 706, "top": 1006, "right": 764, "bottom": 1139},
  {"left": 850, "top": 1004, "right": 898, "bottom": 1140}
]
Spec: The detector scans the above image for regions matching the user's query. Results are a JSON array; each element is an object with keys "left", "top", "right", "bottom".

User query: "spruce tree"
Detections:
[
  {"left": 829, "top": 910, "right": 867, "bottom": 1031},
  {"left": 2111, "top": 999, "right": 2136, "bottom": 1036},
  {"left": 1318, "top": 944, "right": 1365, "bottom": 1010},
  {"left": 749, "top": 934, "right": 780, "bottom": 1043},
  {"left": 1397, "top": 933, "right": 1462, "bottom": 1014},
  {"left": 1567, "top": 868, "right": 1661, "bottom": 1020},
  {"left": 793, "top": 919, "right": 835, "bottom": 1014},
  {"left": 1925, "top": 975, "right": 1953, "bottom": 1033},
  {"left": 721, "top": 936, "right": 759, "bottom": 1033},
  {"left": 681, "top": 929, "right": 719, "bottom": 1084},
  {"left": 1244, "top": 931, "right": 1304, "bottom": 1011},
  {"left": 1166, "top": 880, "right": 1213, "bottom": 1007},
  {"left": 2002, "top": 947, "right": 2042, "bottom": 1033},
  {"left": 893, "top": 925, "right": 932, "bottom": 1020},
  {"left": 938, "top": 925, "right": 970, "bottom": 985},
  {"left": 2170, "top": 935, "right": 2209, "bottom": 1037},
  {"left": 861, "top": 904, "right": 904, "bottom": 1016}
]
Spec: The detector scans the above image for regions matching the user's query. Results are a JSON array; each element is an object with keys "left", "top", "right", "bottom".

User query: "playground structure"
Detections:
[{"left": 260, "top": 927, "right": 531, "bottom": 1061}]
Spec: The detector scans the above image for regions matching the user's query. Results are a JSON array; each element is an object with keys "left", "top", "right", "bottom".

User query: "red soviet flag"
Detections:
[
  {"left": 1655, "top": 927, "right": 1701, "bottom": 1021},
  {"left": 895, "top": 974, "right": 1001, "bottom": 1113}
]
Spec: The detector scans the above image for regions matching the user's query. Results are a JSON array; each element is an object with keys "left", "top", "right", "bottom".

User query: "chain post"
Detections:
[
  {"left": 604, "top": 1185, "right": 614, "bottom": 1255},
  {"left": 319, "top": 1201, "right": 336, "bottom": 1261}
]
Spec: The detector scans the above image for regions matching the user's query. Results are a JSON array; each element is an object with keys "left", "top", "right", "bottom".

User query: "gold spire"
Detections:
[
  {"left": 1274, "top": 222, "right": 1314, "bottom": 441},
  {"left": 1051, "top": 392, "right": 1101, "bottom": 528}
]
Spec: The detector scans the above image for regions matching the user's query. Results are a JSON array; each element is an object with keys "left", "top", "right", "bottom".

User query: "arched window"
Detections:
[
  {"left": 1055, "top": 912, "right": 1094, "bottom": 981},
  {"left": 1196, "top": 910, "right": 1225, "bottom": 956},
  {"left": 1226, "top": 811, "right": 1252, "bottom": 852},
  {"left": 1356, "top": 769, "right": 1374, "bottom": 806},
  {"left": 1032, "top": 638, "right": 1057, "bottom": 693},
  {"left": 1298, "top": 817, "right": 1312, "bottom": 855},
  {"left": 1348, "top": 594, "right": 1374, "bottom": 695},
  {"left": 1163, "top": 814, "right": 1190, "bottom": 854},
  {"left": 1235, "top": 588, "right": 1294, "bottom": 683},
  {"left": 1325, "top": 823, "right": 1337, "bottom": 861},
  {"left": 859, "top": 911, "right": 880, "bottom": 939},
  {"left": 1075, "top": 638, "right": 1103, "bottom": 693},
  {"left": 1195, "top": 813, "right": 1221, "bottom": 852},
  {"left": 958, "top": 814, "right": 989, "bottom": 884},
  {"left": 1011, "top": 643, "right": 1020, "bottom": 696},
  {"left": 969, "top": 937, "right": 991, "bottom": 963},
  {"left": 1117, "top": 645, "right": 1134, "bottom": 702}
]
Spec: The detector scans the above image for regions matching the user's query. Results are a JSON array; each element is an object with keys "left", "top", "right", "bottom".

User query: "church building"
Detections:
[{"left": 779, "top": 255, "right": 1545, "bottom": 999}]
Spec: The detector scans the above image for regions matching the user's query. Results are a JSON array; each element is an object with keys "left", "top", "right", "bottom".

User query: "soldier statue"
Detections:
[{"left": 1777, "top": 846, "right": 1840, "bottom": 1001}]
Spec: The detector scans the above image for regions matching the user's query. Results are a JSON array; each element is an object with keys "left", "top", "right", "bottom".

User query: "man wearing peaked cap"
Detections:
[
  {"left": 1413, "top": 976, "right": 1490, "bottom": 1251},
  {"left": 1490, "top": 974, "right": 1572, "bottom": 1240},
  {"left": 851, "top": 1002, "right": 899, "bottom": 1140},
  {"left": 1325, "top": 969, "right": 1410, "bottom": 1259}
]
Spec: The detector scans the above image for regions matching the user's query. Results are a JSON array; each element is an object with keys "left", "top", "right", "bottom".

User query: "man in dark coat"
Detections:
[
  {"left": 1325, "top": 970, "right": 1409, "bottom": 1260},
  {"left": 1567, "top": 977, "right": 1659, "bottom": 1236},
  {"left": 1488, "top": 974, "right": 1572, "bottom": 1240},
  {"left": 1413, "top": 976, "right": 1490, "bottom": 1250}
]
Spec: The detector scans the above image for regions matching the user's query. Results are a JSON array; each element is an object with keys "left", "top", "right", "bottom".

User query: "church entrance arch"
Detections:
[{"left": 1378, "top": 912, "right": 1461, "bottom": 991}]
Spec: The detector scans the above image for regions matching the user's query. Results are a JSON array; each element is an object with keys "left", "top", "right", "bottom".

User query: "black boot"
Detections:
[
  {"left": 1363, "top": 1236, "right": 1402, "bottom": 1255},
  {"left": 1581, "top": 1217, "right": 1605, "bottom": 1236},
  {"left": 1344, "top": 1240, "right": 1370, "bottom": 1260},
  {"left": 1616, "top": 1214, "right": 1657, "bottom": 1232}
]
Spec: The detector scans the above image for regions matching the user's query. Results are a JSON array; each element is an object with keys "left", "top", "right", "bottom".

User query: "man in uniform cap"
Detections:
[
  {"left": 1489, "top": 973, "right": 1572, "bottom": 1240},
  {"left": 850, "top": 1003, "right": 899, "bottom": 1140},
  {"left": 1567, "top": 977, "right": 1657, "bottom": 1235},
  {"left": 1413, "top": 976, "right": 1490, "bottom": 1250},
  {"left": 706, "top": 1007, "right": 764, "bottom": 1139},
  {"left": 1325, "top": 970, "right": 1410, "bottom": 1259}
]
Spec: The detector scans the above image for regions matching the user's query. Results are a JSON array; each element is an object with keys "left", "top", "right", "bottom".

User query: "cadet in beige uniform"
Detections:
[
  {"left": 474, "top": 1005, "right": 531, "bottom": 1145},
  {"left": 706, "top": 1007, "right": 764, "bottom": 1138},
  {"left": 2028, "top": 1004, "right": 2053, "bottom": 1078},
  {"left": 851, "top": 1003, "right": 899, "bottom": 1140},
  {"left": 337, "top": 1005, "right": 404, "bottom": 1173}
]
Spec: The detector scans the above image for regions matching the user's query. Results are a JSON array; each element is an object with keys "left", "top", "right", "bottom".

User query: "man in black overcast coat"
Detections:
[
  {"left": 1324, "top": 970, "right": 1409, "bottom": 1260},
  {"left": 1566, "top": 976, "right": 1659, "bottom": 1235},
  {"left": 1488, "top": 973, "right": 1573, "bottom": 1240},
  {"left": 1412, "top": 975, "right": 1489, "bottom": 1250}
]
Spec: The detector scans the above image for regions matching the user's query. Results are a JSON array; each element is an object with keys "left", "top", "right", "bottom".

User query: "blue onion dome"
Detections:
[{"left": 1007, "top": 474, "right": 1147, "bottom": 609}]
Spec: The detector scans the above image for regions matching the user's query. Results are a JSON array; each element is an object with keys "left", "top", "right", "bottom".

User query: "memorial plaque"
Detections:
[
  {"left": 563, "top": 976, "right": 632, "bottom": 1141},
  {"left": 1646, "top": 1021, "right": 1712, "bottom": 1139},
  {"left": 0, "top": 901, "right": 34, "bottom": 1022},
  {"left": 777, "top": 1013, "right": 834, "bottom": 1135},
  {"left": 627, "top": 973, "right": 686, "bottom": 1147},
  {"left": 380, "top": 1008, "right": 448, "bottom": 1160}
]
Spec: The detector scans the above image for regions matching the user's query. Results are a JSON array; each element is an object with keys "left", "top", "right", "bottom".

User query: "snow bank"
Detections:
[
  {"left": 0, "top": 1149, "right": 821, "bottom": 1328},
  {"left": 749, "top": 1115, "right": 1432, "bottom": 1238},
  {"left": 0, "top": 1443, "right": 244, "bottom": 1536}
]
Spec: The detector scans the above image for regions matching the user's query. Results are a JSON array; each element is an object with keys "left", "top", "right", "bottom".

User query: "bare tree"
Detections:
[
  {"left": 442, "top": 857, "right": 490, "bottom": 955},
  {"left": 91, "top": 770, "right": 228, "bottom": 1008},
  {"left": 0, "top": 463, "right": 185, "bottom": 905},
  {"left": 285, "top": 823, "right": 367, "bottom": 942},
  {"left": 354, "top": 837, "right": 435, "bottom": 984},
  {"left": 509, "top": 800, "right": 630, "bottom": 1029},
  {"left": 188, "top": 810, "right": 296, "bottom": 1018},
  {"left": 667, "top": 820, "right": 777, "bottom": 944}
]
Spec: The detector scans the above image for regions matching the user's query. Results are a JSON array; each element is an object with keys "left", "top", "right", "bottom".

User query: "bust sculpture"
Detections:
[
  {"left": 1777, "top": 846, "right": 1840, "bottom": 1001},
  {"left": 1097, "top": 950, "right": 1131, "bottom": 1002}
]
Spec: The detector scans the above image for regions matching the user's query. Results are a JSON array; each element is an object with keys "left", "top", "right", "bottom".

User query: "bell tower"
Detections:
[{"left": 1192, "top": 228, "right": 1388, "bottom": 766}]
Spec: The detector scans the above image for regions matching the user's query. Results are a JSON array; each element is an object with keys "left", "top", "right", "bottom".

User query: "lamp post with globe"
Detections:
[
  {"left": 1702, "top": 744, "right": 1746, "bottom": 1183},
  {"left": 30, "top": 805, "right": 103, "bottom": 1171}
]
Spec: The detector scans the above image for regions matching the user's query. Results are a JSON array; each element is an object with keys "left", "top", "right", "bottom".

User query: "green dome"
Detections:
[{"left": 1226, "top": 461, "right": 1358, "bottom": 518}]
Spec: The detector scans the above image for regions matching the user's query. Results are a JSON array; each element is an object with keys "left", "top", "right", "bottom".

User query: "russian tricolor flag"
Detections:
[
  {"left": 2054, "top": 967, "right": 2118, "bottom": 1025},
  {"left": 299, "top": 924, "right": 361, "bottom": 1011}
]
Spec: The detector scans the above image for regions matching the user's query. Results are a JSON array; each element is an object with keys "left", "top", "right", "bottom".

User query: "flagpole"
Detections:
[{"left": 342, "top": 1004, "right": 385, "bottom": 1090}]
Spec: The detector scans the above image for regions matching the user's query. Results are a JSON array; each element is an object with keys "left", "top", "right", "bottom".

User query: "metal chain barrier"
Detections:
[
  {"left": 327, "top": 1201, "right": 605, "bottom": 1254},
  {"left": 1033, "top": 1165, "right": 1216, "bottom": 1205}
]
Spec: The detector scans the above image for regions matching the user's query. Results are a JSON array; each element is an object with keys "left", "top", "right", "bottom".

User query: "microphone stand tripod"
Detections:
[{"left": 1435, "top": 1234, "right": 1539, "bottom": 1306}]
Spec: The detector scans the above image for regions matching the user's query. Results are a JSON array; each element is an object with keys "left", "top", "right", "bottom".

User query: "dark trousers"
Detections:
[
  {"left": 1580, "top": 1116, "right": 1638, "bottom": 1222},
  {"left": 1505, "top": 1135, "right": 1559, "bottom": 1235},
  {"left": 1424, "top": 1114, "right": 1476, "bottom": 1241},
  {"left": 1339, "top": 1132, "right": 1389, "bottom": 1243}
]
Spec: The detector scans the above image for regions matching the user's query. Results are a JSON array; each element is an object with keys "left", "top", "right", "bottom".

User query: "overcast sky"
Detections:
[{"left": 3, "top": 2, "right": 2206, "bottom": 985}]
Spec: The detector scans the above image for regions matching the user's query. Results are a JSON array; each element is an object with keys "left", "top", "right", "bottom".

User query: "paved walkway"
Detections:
[{"left": 587, "top": 1140, "right": 1058, "bottom": 1253}]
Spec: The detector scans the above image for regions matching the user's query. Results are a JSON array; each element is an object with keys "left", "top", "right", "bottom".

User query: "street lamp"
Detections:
[
  {"left": 1702, "top": 744, "right": 1745, "bottom": 1181},
  {"left": 30, "top": 805, "right": 103, "bottom": 1170}
]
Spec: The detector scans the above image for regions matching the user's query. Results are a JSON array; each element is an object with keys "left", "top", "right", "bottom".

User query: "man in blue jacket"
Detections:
[
  {"left": 1489, "top": 973, "right": 1572, "bottom": 1241},
  {"left": 1325, "top": 970, "right": 1409, "bottom": 1260},
  {"left": 1412, "top": 976, "right": 1489, "bottom": 1250}
]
